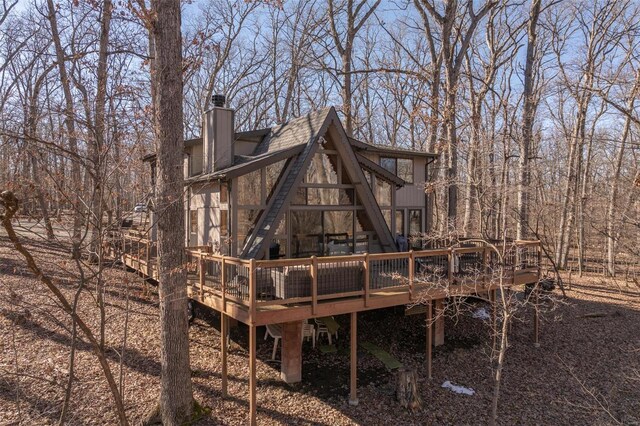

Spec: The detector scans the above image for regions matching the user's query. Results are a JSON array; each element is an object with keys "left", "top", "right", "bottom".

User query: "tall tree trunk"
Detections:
[
  {"left": 606, "top": 77, "right": 637, "bottom": 275},
  {"left": 444, "top": 85, "right": 458, "bottom": 226},
  {"left": 555, "top": 97, "right": 589, "bottom": 268},
  {"left": 46, "top": 0, "right": 83, "bottom": 257},
  {"left": 327, "top": 0, "right": 381, "bottom": 137},
  {"left": 87, "top": 0, "right": 113, "bottom": 262},
  {"left": 462, "top": 103, "right": 479, "bottom": 236},
  {"left": 150, "top": 0, "right": 193, "bottom": 423},
  {"left": 26, "top": 67, "right": 55, "bottom": 241},
  {"left": 517, "top": 0, "right": 541, "bottom": 241}
]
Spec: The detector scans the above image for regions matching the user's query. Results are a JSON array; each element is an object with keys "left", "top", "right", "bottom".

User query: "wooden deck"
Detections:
[
  {"left": 117, "top": 236, "right": 542, "bottom": 327},
  {"left": 113, "top": 234, "right": 542, "bottom": 426}
]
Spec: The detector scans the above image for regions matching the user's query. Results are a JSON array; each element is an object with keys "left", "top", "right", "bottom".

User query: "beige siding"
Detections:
[
  {"left": 396, "top": 157, "right": 426, "bottom": 208},
  {"left": 235, "top": 140, "right": 258, "bottom": 156},
  {"left": 191, "top": 144, "right": 203, "bottom": 175},
  {"left": 189, "top": 182, "right": 222, "bottom": 246}
]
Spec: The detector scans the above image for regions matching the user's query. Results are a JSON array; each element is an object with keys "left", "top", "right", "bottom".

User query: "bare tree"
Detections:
[
  {"left": 415, "top": 0, "right": 497, "bottom": 228},
  {"left": 327, "top": 0, "right": 381, "bottom": 135},
  {"left": 144, "top": 0, "right": 193, "bottom": 423}
]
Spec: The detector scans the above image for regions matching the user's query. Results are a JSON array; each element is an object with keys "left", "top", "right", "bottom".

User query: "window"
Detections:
[
  {"left": 382, "top": 209, "right": 392, "bottom": 233},
  {"left": 397, "top": 159, "right": 413, "bottom": 183},
  {"left": 395, "top": 210, "right": 405, "bottom": 235},
  {"left": 380, "top": 157, "right": 396, "bottom": 174},
  {"left": 237, "top": 208, "right": 261, "bottom": 253},
  {"left": 220, "top": 183, "right": 228, "bottom": 204},
  {"left": 265, "top": 160, "right": 286, "bottom": 201},
  {"left": 306, "top": 152, "right": 338, "bottom": 184},
  {"left": 375, "top": 179, "right": 391, "bottom": 206},
  {"left": 189, "top": 210, "right": 198, "bottom": 234},
  {"left": 307, "top": 188, "right": 353, "bottom": 205},
  {"left": 380, "top": 157, "right": 413, "bottom": 184},
  {"left": 237, "top": 170, "right": 262, "bottom": 205},
  {"left": 291, "top": 211, "right": 323, "bottom": 257},
  {"left": 409, "top": 209, "right": 421, "bottom": 235},
  {"left": 219, "top": 209, "right": 228, "bottom": 236},
  {"left": 364, "top": 170, "right": 372, "bottom": 189}
]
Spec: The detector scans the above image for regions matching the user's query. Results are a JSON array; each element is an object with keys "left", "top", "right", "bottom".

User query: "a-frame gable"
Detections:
[
  {"left": 241, "top": 107, "right": 397, "bottom": 259},
  {"left": 321, "top": 109, "right": 397, "bottom": 253},
  {"left": 241, "top": 111, "right": 331, "bottom": 259}
]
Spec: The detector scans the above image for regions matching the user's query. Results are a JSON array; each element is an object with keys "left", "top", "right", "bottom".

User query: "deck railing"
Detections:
[
  {"left": 180, "top": 240, "right": 542, "bottom": 314},
  {"left": 111, "top": 231, "right": 541, "bottom": 314}
]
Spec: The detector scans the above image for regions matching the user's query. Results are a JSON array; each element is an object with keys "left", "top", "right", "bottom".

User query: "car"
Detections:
[{"left": 133, "top": 204, "right": 147, "bottom": 213}]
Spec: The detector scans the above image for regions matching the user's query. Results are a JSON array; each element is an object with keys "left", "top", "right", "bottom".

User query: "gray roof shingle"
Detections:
[{"left": 253, "top": 108, "right": 332, "bottom": 156}]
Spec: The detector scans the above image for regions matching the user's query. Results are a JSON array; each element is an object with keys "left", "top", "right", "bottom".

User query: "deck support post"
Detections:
[
  {"left": 349, "top": 311, "right": 358, "bottom": 406},
  {"left": 409, "top": 250, "right": 415, "bottom": 300},
  {"left": 433, "top": 299, "right": 444, "bottom": 347},
  {"left": 426, "top": 302, "right": 432, "bottom": 379},
  {"left": 534, "top": 245, "right": 541, "bottom": 347},
  {"left": 490, "top": 289, "right": 497, "bottom": 350},
  {"left": 249, "top": 324, "right": 257, "bottom": 426},
  {"left": 533, "top": 286, "right": 540, "bottom": 347},
  {"left": 221, "top": 313, "right": 228, "bottom": 397},
  {"left": 311, "top": 256, "right": 318, "bottom": 315},
  {"left": 281, "top": 321, "right": 303, "bottom": 383}
]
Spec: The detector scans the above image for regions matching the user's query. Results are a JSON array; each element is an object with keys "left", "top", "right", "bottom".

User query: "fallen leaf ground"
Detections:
[{"left": 1, "top": 231, "right": 639, "bottom": 425}]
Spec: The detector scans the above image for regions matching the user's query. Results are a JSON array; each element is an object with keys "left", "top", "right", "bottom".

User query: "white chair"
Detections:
[
  {"left": 264, "top": 324, "right": 282, "bottom": 360},
  {"left": 314, "top": 318, "right": 338, "bottom": 345},
  {"left": 302, "top": 320, "right": 316, "bottom": 348}
]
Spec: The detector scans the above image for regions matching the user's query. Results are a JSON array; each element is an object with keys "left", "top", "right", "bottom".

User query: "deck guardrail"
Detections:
[{"left": 112, "top": 232, "right": 541, "bottom": 318}]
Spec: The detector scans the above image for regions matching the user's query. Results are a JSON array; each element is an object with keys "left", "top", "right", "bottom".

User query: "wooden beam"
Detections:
[
  {"left": 364, "top": 253, "right": 370, "bottom": 307},
  {"left": 281, "top": 321, "right": 303, "bottom": 383},
  {"left": 311, "top": 256, "right": 318, "bottom": 315},
  {"left": 198, "top": 254, "right": 205, "bottom": 299},
  {"left": 426, "top": 303, "right": 432, "bottom": 379},
  {"left": 491, "top": 289, "right": 497, "bottom": 351},
  {"left": 221, "top": 313, "right": 228, "bottom": 397},
  {"left": 434, "top": 299, "right": 444, "bottom": 347},
  {"left": 534, "top": 286, "right": 540, "bottom": 347},
  {"left": 221, "top": 257, "right": 226, "bottom": 312},
  {"left": 249, "top": 324, "right": 257, "bottom": 426},
  {"left": 409, "top": 250, "right": 414, "bottom": 301},
  {"left": 249, "top": 258, "right": 256, "bottom": 322},
  {"left": 349, "top": 312, "right": 359, "bottom": 406}
]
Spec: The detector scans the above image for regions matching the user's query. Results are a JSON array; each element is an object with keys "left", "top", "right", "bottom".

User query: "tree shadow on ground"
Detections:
[{"left": 0, "top": 309, "right": 162, "bottom": 378}]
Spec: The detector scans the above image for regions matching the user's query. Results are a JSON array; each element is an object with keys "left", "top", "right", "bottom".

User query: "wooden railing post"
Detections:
[
  {"left": 198, "top": 253, "right": 205, "bottom": 299},
  {"left": 448, "top": 248, "right": 453, "bottom": 284},
  {"left": 426, "top": 300, "right": 432, "bottom": 379},
  {"left": 364, "top": 253, "right": 370, "bottom": 308},
  {"left": 249, "top": 259, "right": 256, "bottom": 323},
  {"left": 482, "top": 247, "right": 488, "bottom": 287},
  {"left": 537, "top": 242, "right": 542, "bottom": 280},
  {"left": 145, "top": 238, "right": 150, "bottom": 267},
  {"left": 221, "top": 313, "right": 228, "bottom": 397},
  {"left": 409, "top": 250, "right": 415, "bottom": 301},
  {"left": 221, "top": 257, "right": 226, "bottom": 312},
  {"left": 311, "top": 256, "right": 318, "bottom": 315}
]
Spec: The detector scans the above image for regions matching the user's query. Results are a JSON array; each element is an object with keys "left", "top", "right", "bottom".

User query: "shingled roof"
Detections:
[{"left": 253, "top": 107, "right": 332, "bottom": 156}]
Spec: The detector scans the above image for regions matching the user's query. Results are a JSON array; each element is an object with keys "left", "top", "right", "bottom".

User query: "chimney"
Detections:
[{"left": 203, "top": 94, "right": 234, "bottom": 173}]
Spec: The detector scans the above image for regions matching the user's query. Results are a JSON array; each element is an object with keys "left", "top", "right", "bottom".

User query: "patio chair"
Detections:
[
  {"left": 302, "top": 320, "right": 315, "bottom": 348},
  {"left": 315, "top": 317, "right": 339, "bottom": 345},
  {"left": 264, "top": 324, "right": 282, "bottom": 360}
]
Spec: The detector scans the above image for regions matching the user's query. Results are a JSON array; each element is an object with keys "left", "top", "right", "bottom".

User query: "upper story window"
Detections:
[
  {"left": 306, "top": 152, "right": 338, "bottom": 184},
  {"left": 380, "top": 157, "right": 413, "bottom": 184},
  {"left": 237, "top": 169, "right": 262, "bottom": 206}
]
